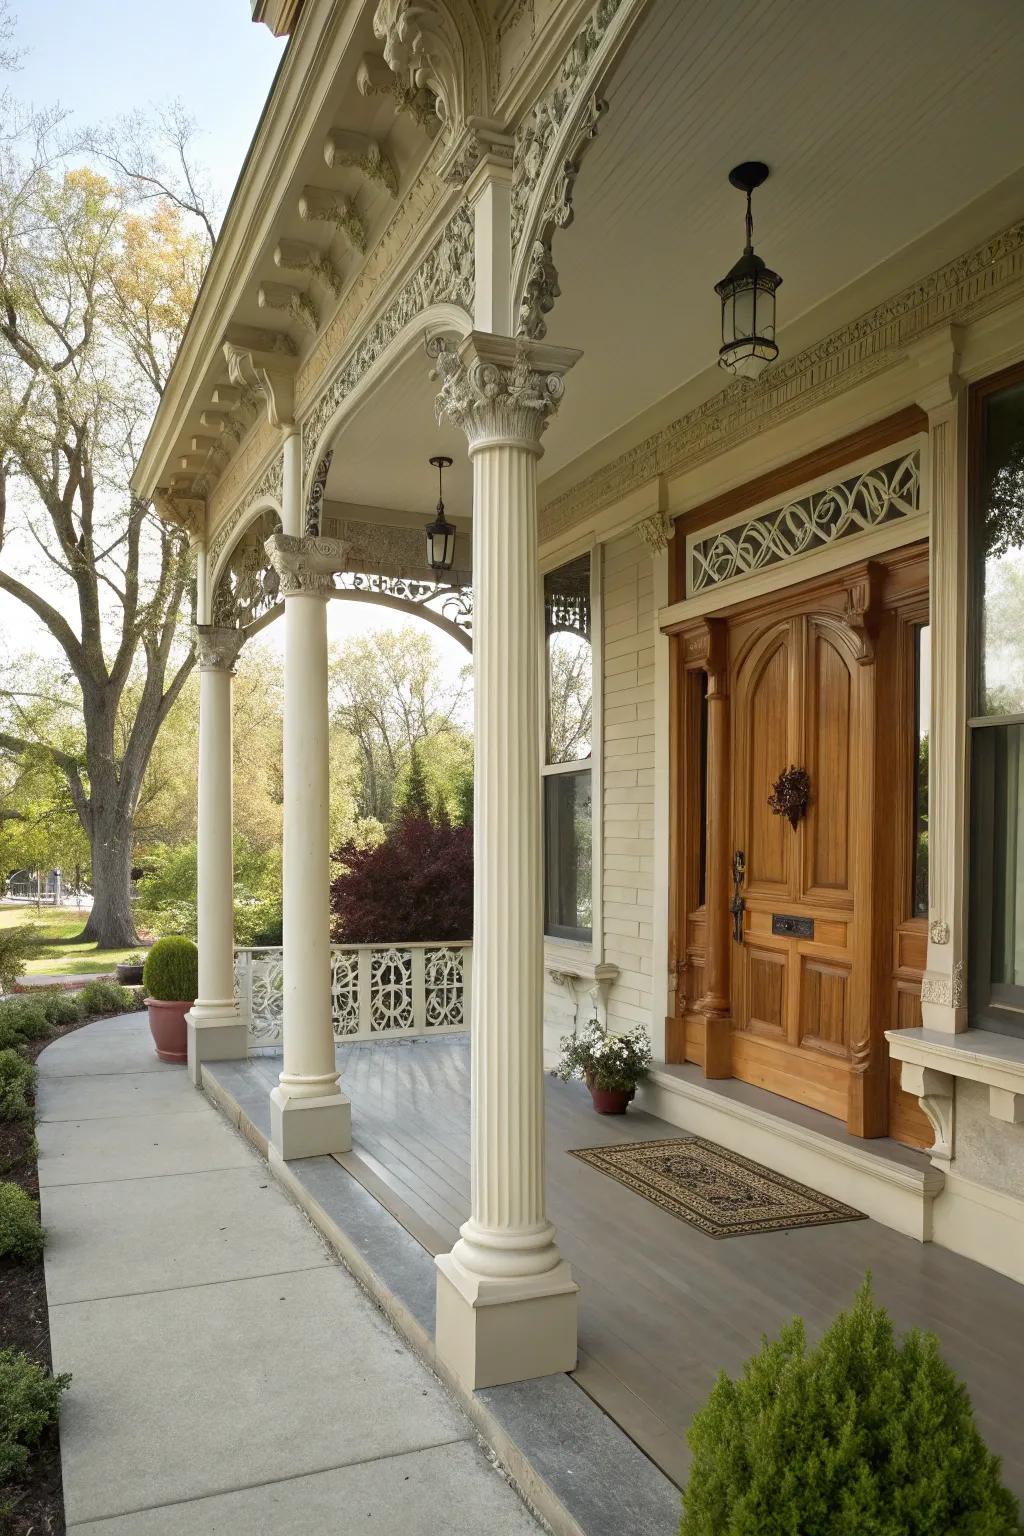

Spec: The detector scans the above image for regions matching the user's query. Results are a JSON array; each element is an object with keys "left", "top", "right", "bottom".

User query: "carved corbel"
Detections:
[
  {"left": 151, "top": 489, "right": 205, "bottom": 540},
  {"left": 588, "top": 963, "right": 620, "bottom": 1024},
  {"left": 258, "top": 280, "right": 320, "bottom": 336},
  {"left": 298, "top": 186, "right": 367, "bottom": 254},
  {"left": 223, "top": 342, "right": 296, "bottom": 431},
  {"left": 323, "top": 127, "right": 399, "bottom": 196},
  {"left": 842, "top": 560, "right": 882, "bottom": 665},
  {"left": 900, "top": 1062, "right": 955, "bottom": 1162},
  {"left": 685, "top": 616, "right": 728, "bottom": 698},
  {"left": 372, "top": 0, "right": 463, "bottom": 130},
  {"left": 274, "top": 240, "right": 344, "bottom": 300},
  {"left": 356, "top": 52, "right": 438, "bottom": 131},
  {"left": 635, "top": 510, "right": 675, "bottom": 554}
]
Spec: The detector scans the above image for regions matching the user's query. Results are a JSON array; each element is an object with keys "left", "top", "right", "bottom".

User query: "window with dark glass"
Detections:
[
  {"left": 913, "top": 624, "right": 930, "bottom": 919},
  {"left": 543, "top": 554, "right": 592, "bottom": 942},
  {"left": 969, "top": 370, "right": 1024, "bottom": 1034}
]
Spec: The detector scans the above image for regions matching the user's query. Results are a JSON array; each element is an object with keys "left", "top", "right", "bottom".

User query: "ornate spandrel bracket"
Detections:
[
  {"left": 265, "top": 531, "right": 349, "bottom": 595},
  {"left": 428, "top": 331, "right": 581, "bottom": 451},
  {"left": 192, "top": 624, "right": 245, "bottom": 673},
  {"left": 223, "top": 343, "right": 296, "bottom": 431},
  {"left": 372, "top": 0, "right": 464, "bottom": 131},
  {"left": 900, "top": 1062, "right": 955, "bottom": 1162}
]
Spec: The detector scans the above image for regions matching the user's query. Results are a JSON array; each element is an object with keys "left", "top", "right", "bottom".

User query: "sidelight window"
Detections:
[{"left": 543, "top": 554, "right": 593, "bottom": 943}]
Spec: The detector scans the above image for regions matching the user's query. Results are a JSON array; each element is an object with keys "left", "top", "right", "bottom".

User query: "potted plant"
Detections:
[
  {"left": 142, "top": 937, "right": 198, "bottom": 1063},
  {"left": 115, "top": 951, "right": 146, "bottom": 986},
  {"left": 555, "top": 1019, "right": 652, "bottom": 1114}
]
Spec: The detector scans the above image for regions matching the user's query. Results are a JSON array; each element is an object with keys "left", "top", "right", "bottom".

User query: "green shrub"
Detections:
[
  {"left": 142, "top": 936, "right": 198, "bottom": 1002},
  {"left": 680, "top": 1278, "right": 1022, "bottom": 1536},
  {"left": 77, "top": 980, "right": 136, "bottom": 1017},
  {"left": 0, "top": 923, "right": 38, "bottom": 995},
  {"left": 0, "top": 1050, "right": 35, "bottom": 1123},
  {"left": 35, "top": 990, "right": 84, "bottom": 1027},
  {"left": 0, "top": 1348, "right": 70, "bottom": 1481},
  {"left": 0, "top": 1183, "right": 44, "bottom": 1263},
  {"left": 0, "top": 997, "right": 51, "bottom": 1043}
]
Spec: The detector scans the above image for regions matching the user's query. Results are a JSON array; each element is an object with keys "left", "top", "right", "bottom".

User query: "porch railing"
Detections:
[{"left": 234, "top": 942, "right": 472, "bottom": 1048}]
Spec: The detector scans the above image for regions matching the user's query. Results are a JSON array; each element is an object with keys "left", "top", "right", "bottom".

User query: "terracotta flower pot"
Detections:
[
  {"left": 145, "top": 997, "right": 191, "bottom": 1063},
  {"left": 587, "top": 1080, "right": 635, "bottom": 1115}
]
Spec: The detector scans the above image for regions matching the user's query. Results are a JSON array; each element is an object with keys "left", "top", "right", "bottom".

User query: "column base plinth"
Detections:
[
  {"left": 186, "top": 1006, "right": 248, "bottom": 1088},
  {"left": 435, "top": 1251, "right": 578, "bottom": 1389},
  {"left": 270, "top": 1083, "right": 351, "bottom": 1159}
]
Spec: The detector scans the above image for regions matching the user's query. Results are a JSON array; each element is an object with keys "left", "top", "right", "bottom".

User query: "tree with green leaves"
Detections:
[{"left": 0, "top": 97, "right": 214, "bottom": 944}]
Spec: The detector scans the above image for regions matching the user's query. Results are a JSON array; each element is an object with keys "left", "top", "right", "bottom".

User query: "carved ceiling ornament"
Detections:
[
  {"left": 301, "top": 204, "right": 475, "bottom": 478},
  {"left": 541, "top": 218, "right": 1024, "bottom": 543},
  {"left": 429, "top": 332, "right": 578, "bottom": 450}
]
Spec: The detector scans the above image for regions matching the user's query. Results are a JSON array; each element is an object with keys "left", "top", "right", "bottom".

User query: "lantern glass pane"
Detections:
[{"left": 732, "top": 280, "right": 756, "bottom": 343}]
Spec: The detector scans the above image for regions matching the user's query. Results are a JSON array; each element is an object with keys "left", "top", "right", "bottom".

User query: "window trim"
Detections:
[{"left": 540, "top": 540, "right": 601, "bottom": 954}]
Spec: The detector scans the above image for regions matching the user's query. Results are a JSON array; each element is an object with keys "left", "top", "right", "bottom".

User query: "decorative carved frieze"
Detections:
[
  {"left": 324, "top": 128, "right": 399, "bottom": 196},
  {"left": 265, "top": 531, "right": 348, "bottom": 595},
  {"left": 298, "top": 186, "right": 367, "bottom": 254},
  {"left": 191, "top": 624, "right": 245, "bottom": 672},
  {"left": 929, "top": 919, "right": 951, "bottom": 945},
  {"left": 920, "top": 961, "right": 966, "bottom": 1009},
  {"left": 440, "top": 119, "right": 514, "bottom": 189},
  {"left": 208, "top": 452, "right": 284, "bottom": 577},
  {"left": 305, "top": 451, "right": 333, "bottom": 537},
  {"left": 301, "top": 205, "right": 475, "bottom": 474},
  {"left": 687, "top": 452, "right": 921, "bottom": 596},
  {"left": 541, "top": 218, "right": 1024, "bottom": 542},
  {"left": 430, "top": 331, "right": 579, "bottom": 450}
]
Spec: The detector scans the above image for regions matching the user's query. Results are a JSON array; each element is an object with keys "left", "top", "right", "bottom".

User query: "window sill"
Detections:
[{"left": 885, "top": 1027, "right": 1024, "bottom": 1160}]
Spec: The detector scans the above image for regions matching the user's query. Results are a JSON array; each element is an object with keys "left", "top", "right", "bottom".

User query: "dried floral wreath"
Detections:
[{"left": 768, "top": 765, "right": 811, "bottom": 829}]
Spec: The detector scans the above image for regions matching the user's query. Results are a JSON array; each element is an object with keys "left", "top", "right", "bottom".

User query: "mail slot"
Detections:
[{"left": 772, "top": 913, "right": 814, "bottom": 939}]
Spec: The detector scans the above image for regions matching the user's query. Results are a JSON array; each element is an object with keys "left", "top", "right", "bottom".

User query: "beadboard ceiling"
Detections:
[{"left": 326, "top": 0, "right": 1024, "bottom": 515}]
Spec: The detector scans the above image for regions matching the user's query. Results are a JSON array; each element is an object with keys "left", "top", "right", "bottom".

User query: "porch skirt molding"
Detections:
[
  {"left": 639, "top": 1068, "right": 944, "bottom": 1242},
  {"left": 930, "top": 1170, "right": 1024, "bottom": 1287}
]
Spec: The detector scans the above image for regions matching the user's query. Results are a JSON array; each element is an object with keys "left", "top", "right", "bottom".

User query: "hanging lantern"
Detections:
[
  {"left": 714, "top": 161, "right": 782, "bottom": 381},
  {"left": 425, "top": 455, "right": 457, "bottom": 572}
]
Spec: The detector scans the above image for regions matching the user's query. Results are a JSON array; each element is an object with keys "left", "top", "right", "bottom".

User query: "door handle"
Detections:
[{"left": 730, "top": 850, "right": 746, "bottom": 944}]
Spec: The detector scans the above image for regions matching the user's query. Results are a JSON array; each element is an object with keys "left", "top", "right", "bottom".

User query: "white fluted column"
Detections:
[
  {"left": 187, "top": 626, "right": 248, "bottom": 1086},
  {"left": 265, "top": 531, "right": 352, "bottom": 1158},
  {"left": 431, "top": 331, "right": 580, "bottom": 1389}
]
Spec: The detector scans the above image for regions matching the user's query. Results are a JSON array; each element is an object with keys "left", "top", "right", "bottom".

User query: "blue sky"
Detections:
[{"left": 12, "top": 0, "right": 285, "bottom": 206}]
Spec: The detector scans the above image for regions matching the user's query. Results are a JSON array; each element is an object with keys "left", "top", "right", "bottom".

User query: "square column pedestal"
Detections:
[
  {"left": 186, "top": 1005, "right": 249, "bottom": 1088},
  {"left": 436, "top": 1255, "right": 578, "bottom": 1390},
  {"left": 270, "top": 1085, "right": 352, "bottom": 1162}
]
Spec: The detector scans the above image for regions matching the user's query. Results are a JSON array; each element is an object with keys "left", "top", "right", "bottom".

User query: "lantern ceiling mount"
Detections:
[
  {"left": 714, "top": 160, "right": 782, "bottom": 382},
  {"left": 425, "top": 454, "right": 457, "bottom": 573}
]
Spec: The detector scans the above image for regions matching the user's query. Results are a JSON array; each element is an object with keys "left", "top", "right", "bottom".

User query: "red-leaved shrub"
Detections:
[{"left": 330, "top": 817, "right": 473, "bottom": 943}]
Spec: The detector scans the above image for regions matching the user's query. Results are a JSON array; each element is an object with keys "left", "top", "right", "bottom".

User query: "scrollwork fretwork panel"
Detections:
[{"left": 687, "top": 450, "right": 922, "bottom": 597}]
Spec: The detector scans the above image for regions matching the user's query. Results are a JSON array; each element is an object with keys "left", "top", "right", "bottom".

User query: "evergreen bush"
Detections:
[
  {"left": 35, "top": 990, "right": 84, "bottom": 1027},
  {"left": 77, "top": 980, "right": 137, "bottom": 1016},
  {"left": 680, "top": 1278, "right": 1022, "bottom": 1536},
  {"left": 142, "top": 936, "right": 198, "bottom": 1002},
  {"left": 0, "top": 1348, "right": 70, "bottom": 1482},
  {"left": 0, "top": 997, "right": 51, "bottom": 1043},
  {"left": 0, "top": 1050, "right": 35, "bottom": 1123},
  {"left": 0, "top": 1183, "right": 44, "bottom": 1263},
  {"left": 0, "top": 923, "right": 38, "bottom": 995}
]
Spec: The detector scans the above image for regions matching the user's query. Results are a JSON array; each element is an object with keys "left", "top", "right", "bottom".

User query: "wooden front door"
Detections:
[
  {"left": 667, "top": 543, "right": 933, "bottom": 1146},
  {"left": 729, "top": 605, "right": 874, "bottom": 1126}
]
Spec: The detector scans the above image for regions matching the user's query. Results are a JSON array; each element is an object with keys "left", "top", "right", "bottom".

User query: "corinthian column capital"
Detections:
[
  {"left": 191, "top": 624, "right": 245, "bottom": 672},
  {"left": 429, "top": 331, "right": 581, "bottom": 453},
  {"left": 264, "top": 531, "right": 348, "bottom": 596}
]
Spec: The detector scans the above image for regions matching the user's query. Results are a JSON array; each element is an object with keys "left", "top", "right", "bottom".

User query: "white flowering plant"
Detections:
[{"left": 555, "top": 1019, "right": 653, "bottom": 1093}]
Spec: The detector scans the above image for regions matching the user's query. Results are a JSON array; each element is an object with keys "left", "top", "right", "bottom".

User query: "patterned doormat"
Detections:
[{"left": 568, "top": 1136, "right": 866, "bottom": 1238}]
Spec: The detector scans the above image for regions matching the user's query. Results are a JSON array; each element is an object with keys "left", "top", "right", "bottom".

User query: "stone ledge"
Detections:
[{"left": 886, "top": 1027, "right": 1024, "bottom": 1129}]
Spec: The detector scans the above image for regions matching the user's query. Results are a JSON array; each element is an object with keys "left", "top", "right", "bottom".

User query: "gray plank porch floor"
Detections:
[{"left": 244, "top": 1037, "right": 1024, "bottom": 1495}]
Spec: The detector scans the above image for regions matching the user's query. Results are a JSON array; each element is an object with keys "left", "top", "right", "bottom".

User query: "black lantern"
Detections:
[
  {"left": 425, "top": 455, "right": 457, "bottom": 572},
  {"left": 714, "top": 161, "right": 782, "bottom": 381}
]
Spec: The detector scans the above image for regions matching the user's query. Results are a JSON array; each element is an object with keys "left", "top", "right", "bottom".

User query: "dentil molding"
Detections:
[{"left": 430, "top": 331, "right": 581, "bottom": 449}]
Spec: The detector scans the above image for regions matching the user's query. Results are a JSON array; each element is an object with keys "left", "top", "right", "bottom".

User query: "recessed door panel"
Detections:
[
  {"left": 805, "top": 628, "right": 853, "bottom": 898},
  {"left": 743, "top": 632, "right": 792, "bottom": 894}
]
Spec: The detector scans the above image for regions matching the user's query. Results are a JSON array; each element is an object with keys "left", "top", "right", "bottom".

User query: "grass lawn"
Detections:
[{"left": 0, "top": 905, "right": 140, "bottom": 976}]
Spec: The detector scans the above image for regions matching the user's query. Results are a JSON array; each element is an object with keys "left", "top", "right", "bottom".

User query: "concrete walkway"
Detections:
[{"left": 36, "top": 1013, "right": 541, "bottom": 1534}]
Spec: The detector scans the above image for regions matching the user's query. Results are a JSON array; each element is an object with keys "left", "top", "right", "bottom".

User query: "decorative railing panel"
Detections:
[{"left": 235, "top": 942, "right": 471, "bottom": 1047}]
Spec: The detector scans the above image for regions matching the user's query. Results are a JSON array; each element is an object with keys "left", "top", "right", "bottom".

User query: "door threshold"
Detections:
[{"left": 642, "top": 1063, "right": 944, "bottom": 1242}]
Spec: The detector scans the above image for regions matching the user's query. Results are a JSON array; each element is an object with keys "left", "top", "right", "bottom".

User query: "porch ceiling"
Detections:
[{"left": 322, "top": 0, "right": 1024, "bottom": 520}]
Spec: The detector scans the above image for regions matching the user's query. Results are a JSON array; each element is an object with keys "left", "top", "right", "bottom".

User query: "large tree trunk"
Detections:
[{"left": 81, "top": 806, "right": 138, "bottom": 948}]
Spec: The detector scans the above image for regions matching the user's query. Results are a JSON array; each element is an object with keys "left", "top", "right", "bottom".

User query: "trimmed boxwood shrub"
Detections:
[
  {"left": 680, "top": 1278, "right": 1022, "bottom": 1535},
  {"left": 0, "top": 997, "right": 51, "bottom": 1045},
  {"left": 0, "top": 1348, "right": 70, "bottom": 1481},
  {"left": 0, "top": 1049, "right": 35, "bottom": 1123},
  {"left": 35, "top": 990, "right": 84, "bottom": 1028},
  {"left": 0, "top": 1182, "right": 44, "bottom": 1263},
  {"left": 77, "top": 980, "right": 137, "bottom": 1016},
  {"left": 142, "top": 936, "right": 198, "bottom": 1003}
]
